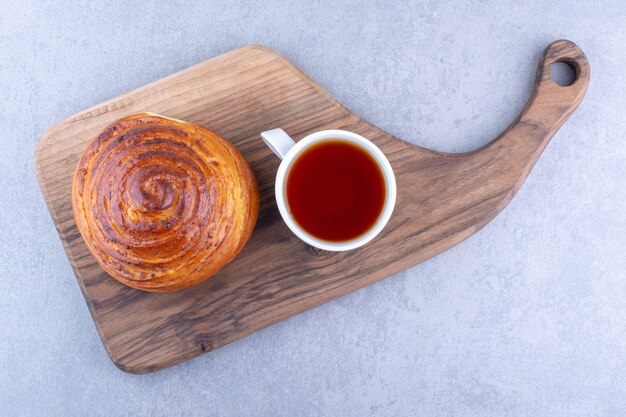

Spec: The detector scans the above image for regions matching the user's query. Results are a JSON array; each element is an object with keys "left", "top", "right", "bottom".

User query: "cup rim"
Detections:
[{"left": 275, "top": 129, "right": 396, "bottom": 251}]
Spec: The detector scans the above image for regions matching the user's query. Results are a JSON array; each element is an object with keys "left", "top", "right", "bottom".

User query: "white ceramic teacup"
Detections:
[{"left": 260, "top": 128, "right": 396, "bottom": 251}]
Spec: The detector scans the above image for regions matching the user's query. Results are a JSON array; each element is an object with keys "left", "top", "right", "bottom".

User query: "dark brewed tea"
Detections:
[{"left": 286, "top": 140, "right": 386, "bottom": 242}]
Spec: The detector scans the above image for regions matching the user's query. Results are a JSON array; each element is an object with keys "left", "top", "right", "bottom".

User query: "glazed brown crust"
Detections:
[{"left": 72, "top": 113, "right": 259, "bottom": 292}]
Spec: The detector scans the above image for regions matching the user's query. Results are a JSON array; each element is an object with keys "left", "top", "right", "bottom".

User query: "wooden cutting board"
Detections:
[{"left": 35, "top": 40, "right": 589, "bottom": 373}]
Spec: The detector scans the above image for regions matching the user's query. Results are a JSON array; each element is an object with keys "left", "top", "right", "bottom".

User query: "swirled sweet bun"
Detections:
[{"left": 72, "top": 113, "right": 259, "bottom": 292}]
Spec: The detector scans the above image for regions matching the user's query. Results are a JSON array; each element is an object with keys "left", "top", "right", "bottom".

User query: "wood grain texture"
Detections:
[{"left": 35, "top": 40, "right": 589, "bottom": 373}]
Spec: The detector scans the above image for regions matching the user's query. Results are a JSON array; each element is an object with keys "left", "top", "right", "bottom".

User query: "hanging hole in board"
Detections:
[{"left": 550, "top": 61, "right": 577, "bottom": 87}]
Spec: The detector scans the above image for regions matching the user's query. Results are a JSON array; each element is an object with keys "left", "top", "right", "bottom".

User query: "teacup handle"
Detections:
[{"left": 261, "top": 128, "right": 296, "bottom": 160}]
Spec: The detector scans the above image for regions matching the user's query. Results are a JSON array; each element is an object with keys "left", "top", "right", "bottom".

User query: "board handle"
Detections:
[{"left": 521, "top": 39, "right": 590, "bottom": 133}]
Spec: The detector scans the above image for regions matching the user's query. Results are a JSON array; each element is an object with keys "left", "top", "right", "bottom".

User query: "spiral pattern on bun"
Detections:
[{"left": 72, "top": 113, "right": 259, "bottom": 292}]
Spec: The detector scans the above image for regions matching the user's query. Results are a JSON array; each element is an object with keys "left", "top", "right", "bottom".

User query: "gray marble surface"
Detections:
[{"left": 2, "top": 1, "right": 625, "bottom": 416}]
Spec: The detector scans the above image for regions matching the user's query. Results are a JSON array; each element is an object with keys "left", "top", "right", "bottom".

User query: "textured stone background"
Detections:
[{"left": 1, "top": 1, "right": 625, "bottom": 416}]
